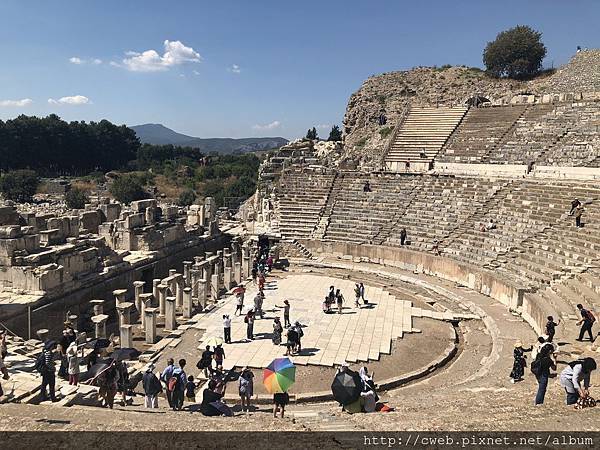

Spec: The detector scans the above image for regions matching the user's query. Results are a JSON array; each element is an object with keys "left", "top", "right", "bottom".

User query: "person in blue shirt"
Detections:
[
  {"left": 170, "top": 359, "right": 187, "bottom": 411},
  {"left": 160, "top": 358, "right": 175, "bottom": 408}
]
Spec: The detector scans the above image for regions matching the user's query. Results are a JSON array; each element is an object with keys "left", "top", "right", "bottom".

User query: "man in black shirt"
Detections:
[{"left": 534, "top": 345, "right": 556, "bottom": 405}]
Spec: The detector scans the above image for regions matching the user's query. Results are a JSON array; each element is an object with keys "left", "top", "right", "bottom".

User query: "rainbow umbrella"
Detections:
[{"left": 263, "top": 357, "right": 296, "bottom": 393}]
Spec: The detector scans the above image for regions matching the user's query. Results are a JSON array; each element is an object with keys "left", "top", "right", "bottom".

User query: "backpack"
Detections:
[
  {"left": 167, "top": 375, "right": 180, "bottom": 392},
  {"left": 296, "top": 327, "right": 304, "bottom": 338},
  {"left": 34, "top": 352, "right": 47, "bottom": 373},
  {"left": 585, "top": 309, "right": 596, "bottom": 323}
]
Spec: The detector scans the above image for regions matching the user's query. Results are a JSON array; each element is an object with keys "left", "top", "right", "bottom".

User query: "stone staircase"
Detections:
[{"left": 384, "top": 106, "right": 468, "bottom": 169}]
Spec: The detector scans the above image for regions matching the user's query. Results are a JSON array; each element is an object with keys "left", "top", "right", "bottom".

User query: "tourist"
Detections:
[
  {"left": 479, "top": 223, "right": 487, "bottom": 233},
  {"left": 400, "top": 228, "right": 407, "bottom": 245},
  {"left": 200, "top": 380, "right": 228, "bottom": 416},
  {"left": 531, "top": 336, "right": 555, "bottom": 361},
  {"left": 239, "top": 367, "right": 254, "bottom": 413},
  {"left": 245, "top": 310, "right": 255, "bottom": 340},
  {"left": 66, "top": 340, "right": 80, "bottom": 386},
  {"left": 273, "top": 391, "right": 289, "bottom": 418},
  {"left": 322, "top": 296, "right": 331, "bottom": 313},
  {"left": 275, "top": 299, "right": 291, "bottom": 327},
  {"left": 38, "top": 340, "right": 58, "bottom": 402},
  {"left": 363, "top": 180, "right": 371, "bottom": 192},
  {"left": 185, "top": 375, "right": 196, "bottom": 402},
  {"left": 116, "top": 360, "right": 130, "bottom": 406},
  {"left": 559, "top": 357, "right": 597, "bottom": 405},
  {"left": 272, "top": 317, "right": 283, "bottom": 345},
  {"left": 235, "top": 290, "right": 245, "bottom": 316},
  {"left": 574, "top": 205, "right": 584, "bottom": 228},
  {"left": 266, "top": 255, "right": 274, "bottom": 272},
  {"left": 285, "top": 327, "right": 298, "bottom": 356},
  {"left": 532, "top": 344, "right": 556, "bottom": 406},
  {"left": 142, "top": 364, "right": 162, "bottom": 408},
  {"left": 251, "top": 265, "right": 258, "bottom": 284},
  {"left": 294, "top": 321, "right": 304, "bottom": 353},
  {"left": 170, "top": 359, "right": 187, "bottom": 411},
  {"left": 546, "top": 316, "right": 560, "bottom": 343},
  {"left": 97, "top": 360, "right": 119, "bottom": 409},
  {"left": 359, "top": 282, "right": 366, "bottom": 304},
  {"left": 354, "top": 284, "right": 361, "bottom": 308},
  {"left": 575, "top": 303, "right": 595, "bottom": 342},
  {"left": 213, "top": 344, "right": 226, "bottom": 370},
  {"left": 253, "top": 292, "right": 264, "bottom": 319},
  {"left": 486, "top": 219, "right": 496, "bottom": 231},
  {"left": 328, "top": 286, "right": 336, "bottom": 306},
  {"left": 569, "top": 198, "right": 581, "bottom": 215},
  {"left": 223, "top": 315, "right": 232, "bottom": 344},
  {"left": 197, "top": 346, "right": 214, "bottom": 378},
  {"left": 0, "top": 348, "right": 8, "bottom": 398},
  {"left": 336, "top": 288, "right": 344, "bottom": 314},
  {"left": 160, "top": 357, "right": 176, "bottom": 408},
  {"left": 258, "top": 273, "right": 266, "bottom": 291},
  {"left": 509, "top": 342, "right": 532, "bottom": 383},
  {"left": 405, "top": 161, "right": 410, "bottom": 172},
  {"left": 432, "top": 240, "right": 441, "bottom": 256}
]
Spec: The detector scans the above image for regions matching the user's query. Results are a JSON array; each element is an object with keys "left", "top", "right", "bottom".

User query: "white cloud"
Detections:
[
  {"left": 0, "top": 98, "right": 33, "bottom": 107},
  {"left": 70, "top": 57, "right": 103, "bottom": 65},
  {"left": 120, "top": 40, "right": 201, "bottom": 72},
  {"left": 193, "top": 70, "right": 200, "bottom": 76},
  {"left": 316, "top": 124, "right": 330, "bottom": 129},
  {"left": 48, "top": 95, "right": 90, "bottom": 105},
  {"left": 229, "top": 64, "right": 241, "bottom": 74},
  {"left": 253, "top": 120, "right": 281, "bottom": 130}
]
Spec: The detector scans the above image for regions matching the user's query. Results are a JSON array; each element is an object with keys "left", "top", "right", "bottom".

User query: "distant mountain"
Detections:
[{"left": 131, "top": 123, "right": 288, "bottom": 153}]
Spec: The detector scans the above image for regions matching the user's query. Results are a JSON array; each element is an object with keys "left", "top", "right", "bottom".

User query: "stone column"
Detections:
[
  {"left": 224, "top": 265, "right": 233, "bottom": 291},
  {"left": 91, "top": 314, "right": 108, "bottom": 339},
  {"left": 174, "top": 274, "right": 184, "bottom": 308},
  {"left": 198, "top": 278, "right": 207, "bottom": 310},
  {"left": 152, "top": 279, "right": 161, "bottom": 303},
  {"left": 183, "top": 261, "right": 193, "bottom": 287},
  {"left": 213, "top": 257, "right": 222, "bottom": 292},
  {"left": 144, "top": 308, "right": 158, "bottom": 344},
  {"left": 90, "top": 299, "right": 104, "bottom": 316},
  {"left": 116, "top": 302, "right": 134, "bottom": 327},
  {"left": 133, "top": 281, "right": 145, "bottom": 318},
  {"left": 190, "top": 269, "right": 200, "bottom": 298},
  {"left": 234, "top": 262, "right": 242, "bottom": 285},
  {"left": 202, "top": 261, "right": 213, "bottom": 293},
  {"left": 113, "top": 289, "right": 127, "bottom": 307},
  {"left": 139, "top": 293, "right": 153, "bottom": 328},
  {"left": 169, "top": 268, "right": 177, "bottom": 278},
  {"left": 120, "top": 324, "right": 133, "bottom": 349},
  {"left": 183, "top": 287, "right": 193, "bottom": 319},
  {"left": 243, "top": 254, "right": 251, "bottom": 280},
  {"left": 211, "top": 274, "right": 219, "bottom": 302},
  {"left": 158, "top": 284, "right": 168, "bottom": 316},
  {"left": 165, "top": 296, "right": 177, "bottom": 331}
]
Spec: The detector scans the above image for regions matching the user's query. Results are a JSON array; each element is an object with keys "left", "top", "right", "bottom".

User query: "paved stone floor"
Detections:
[{"left": 192, "top": 274, "right": 416, "bottom": 369}]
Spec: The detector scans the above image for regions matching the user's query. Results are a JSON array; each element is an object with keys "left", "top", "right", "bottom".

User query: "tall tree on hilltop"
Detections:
[
  {"left": 483, "top": 25, "right": 547, "bottom": 79},
  {"left": 305, "top": 127, "right": 318, "bottom": 140},
  {"left": 327, "top": 125, "right": 342, "bottom": 142}
]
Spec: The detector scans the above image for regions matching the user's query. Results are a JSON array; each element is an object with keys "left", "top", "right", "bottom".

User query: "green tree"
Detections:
[
  {"left": 306, "top": 127, "right": 318, "bottom": 140},
  {"left": 109, "top": 174, "right": 147, "bottom": 204},
  {"left": 0, "top": 170, "right": 39, "bottom": 202},
  {"left": 483, "top": 25, "right": 547, "bottom": 79},
  {"left": 64, "top": 187, "right": 89, "bottom": 209},
  {"left": 327, "top": 125, "right": 342, "bottom": 141},
  {"left": 177, "top": 189, "right": 196, "bottom": 207}
]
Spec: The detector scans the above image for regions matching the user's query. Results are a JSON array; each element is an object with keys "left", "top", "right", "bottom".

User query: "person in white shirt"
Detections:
[{"left": 223, "top": 315, "right": 232, "bottom": 344}]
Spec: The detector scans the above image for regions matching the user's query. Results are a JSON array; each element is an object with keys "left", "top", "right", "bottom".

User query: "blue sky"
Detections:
[{"left": 0, "top": 0, "right": 598, "bottom": 139}]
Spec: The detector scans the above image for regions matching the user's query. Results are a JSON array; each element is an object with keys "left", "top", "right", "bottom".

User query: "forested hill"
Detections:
[
  {"left": 131, "top": 123, "right": 288, "bottom": 153},
  {"left": 0, "top": 115, "right": 139, "bottom": 176}
]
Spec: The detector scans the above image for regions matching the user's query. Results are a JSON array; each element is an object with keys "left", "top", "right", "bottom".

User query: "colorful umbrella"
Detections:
[
  {"left": 263, "top": 357, "right": 295, "bottom": 393},
  {"left": 204, "top": 336, "right": 224, "bottom": 347}
]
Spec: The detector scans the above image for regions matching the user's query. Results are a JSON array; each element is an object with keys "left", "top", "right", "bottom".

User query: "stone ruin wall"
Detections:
[{"left": 343, "top": 50, "right": 600, "bottom": 170}]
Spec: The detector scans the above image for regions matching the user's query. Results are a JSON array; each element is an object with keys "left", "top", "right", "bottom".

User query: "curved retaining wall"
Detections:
[{"left": 299, "top": 239, "right": 549, "bottom": 336}]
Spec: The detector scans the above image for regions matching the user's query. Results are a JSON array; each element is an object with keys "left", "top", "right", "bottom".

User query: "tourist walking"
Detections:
[
  {"left": 160, "top": 358, "right": 176, "bottom": 408},
  {"left": 116, "top": 360, "right": 129, "bottom": 406},
  {"left": 531, "top": 344, "right": 556, "bottom": 405},
  {"left": 509, "top": 342, "right": 532, "bottom": 383},
  {"left": 66, "top": 341, "right": 80, "bottom": 386},
  {"left": 294, "top": 321, "right": 304, "bottom": 353},
  {"left": 328, "top": 286, "right": 336, "bottom": 306},
  {"left": 285, "top": 327, "right": 298, "bottom": 356},
  {"left": 197, "top": 346, "right": 213, "bottom": 378},
  {"left": 546, "top": 316, "right": 560, "bottom": 343},
  {"left": 253, "top": 293, "right": 264, "bottom": 319},
  {"left": 97, "top": 360, "right": 119, "bottom": 409},
  {"left": 273, "top": 391, "right": 290, "bottom": 418},
  {"left": 576, "top": 303, "right": 595, "bottom": 342},
  {"left": 223, "top": 315, "right": 231, "bottom": 344},
  {"left": 336, "top": 289, "right": 344, "bottom": 314},
  {"left": 169, "top": 359, "right": 187, "bottom": 411},
  {"left": 239, "top": 367, "right": 254, "bottom": 413},
  {"left": 142, "top": 364, "right": 162, "bottom": 408},
  {"left": 354, "top": 284, "right": 361, "bottom": 308},
  {"left": 245, "top": 310, "right": 255, "bottom": 340},
  {"left": 272, "top": 318, "right": 283, "bottom": 345},
  {"left": 400, "top": 228, "right": 407, "bottom": 245},
  {"left": 213, "top": 344, "right": 225, "bottom": 370},
  {"left": 574, "top": 205, "right": 584, "bottom": 228},
  {"left": 185, "top": 375, "right": 196, "bottom": 402},
  {"left": 37, "top": 340, "right": 58, "bottom": 402},
  {"left": 359, "top": 282, "right": 367, "bottom": 304},
  {"left": 235, "top": 291, "right": 244, "bottom": 315},
  {"left": 569, "top": 198, "right": 581, "bottom": 215},
  {"left": 559, "top": 357, "right": 597, "bottom": 405}
]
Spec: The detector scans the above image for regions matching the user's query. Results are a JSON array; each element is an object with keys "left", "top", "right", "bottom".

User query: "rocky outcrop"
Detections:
[{"left": 535, "top": 50, "right": 600, "bottom": 94}]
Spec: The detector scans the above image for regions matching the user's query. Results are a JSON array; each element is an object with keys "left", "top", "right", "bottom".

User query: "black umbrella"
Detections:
[
  {"left": 83, "top": 338, "right": 111, "bottom": 350},
  {"left": 79, "top": 359, "right": 113, "bottom": 383},
  {"left": 331, "top": 369, "right": 363, "bottom": 406},
  {"left": 111, "top": 348, "right": 141, "bottom": 362}
]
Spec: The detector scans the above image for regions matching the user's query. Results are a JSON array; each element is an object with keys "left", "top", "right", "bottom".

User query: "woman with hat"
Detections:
[{"left": 509, "top": 341, "right": 532, "bottom": 383}]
